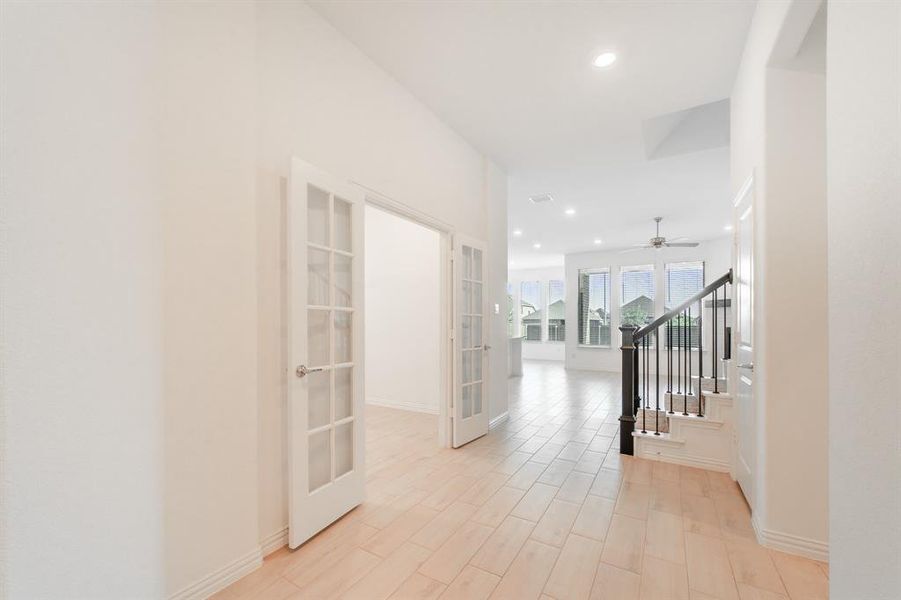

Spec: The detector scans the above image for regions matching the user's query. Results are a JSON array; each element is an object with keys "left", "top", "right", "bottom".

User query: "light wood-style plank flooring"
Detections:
[{"left": 216, "top": 360, "right": 828, "bottom": 600}]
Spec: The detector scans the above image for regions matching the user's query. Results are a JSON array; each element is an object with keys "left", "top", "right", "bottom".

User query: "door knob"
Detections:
[
  {"left": 484, "top": 345, "right": 491, "bottom": 350},
  {"left": 737, "top": 362, "right": 754, "bottom": 371},
  {"left": 296, "top": 365, "right": 323, "bottom": 378}
]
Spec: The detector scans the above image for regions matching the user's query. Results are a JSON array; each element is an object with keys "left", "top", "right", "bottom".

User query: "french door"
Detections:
[
  {"left": 452, "top": 235, "right": 490, "bottom": 447},
  {"left": 287, "top": 158, "right": 365, "bottom": 548},
  {"left": 734, "top": 177, "right": 755, "bottom": 509}
]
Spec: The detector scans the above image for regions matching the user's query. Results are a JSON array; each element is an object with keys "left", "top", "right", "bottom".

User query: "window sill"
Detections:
[{"left": 578, "top": 344, "right": 613, "bottom": 349}]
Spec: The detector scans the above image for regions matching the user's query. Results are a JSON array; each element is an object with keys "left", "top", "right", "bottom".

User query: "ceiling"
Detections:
[{"left": 310, "top": 0, "right": 757, "bottom": 268}]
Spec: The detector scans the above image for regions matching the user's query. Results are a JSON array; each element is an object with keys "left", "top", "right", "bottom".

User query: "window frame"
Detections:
[
  {"left": 519, "top": 280, "right": 543, "bottom": 342},
  {"left": 577, "top": 267, "right": 612, "bottom": 349},
  {"left": 546, "top": 279, "right": 565, "bottom": 343}
]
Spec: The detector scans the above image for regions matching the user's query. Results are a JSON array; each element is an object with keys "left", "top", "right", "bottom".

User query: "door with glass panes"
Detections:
[
  {"left": 288, "top": 159, "right": 365, "bottom": 548},
  {"left": 453, "top": 236, "right": 490, "bottom": 447}
]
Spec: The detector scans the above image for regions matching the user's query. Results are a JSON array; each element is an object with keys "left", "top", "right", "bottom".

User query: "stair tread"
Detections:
[{"left": 632, "top": 430, "right": 685, "bottom": 445}]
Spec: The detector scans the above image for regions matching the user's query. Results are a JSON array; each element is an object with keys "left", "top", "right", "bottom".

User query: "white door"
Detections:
[
  {"left": 288, "top": 158, "right": 365, "bottom": 548},
  {"left": 734, "top": 177, "right": 755, "bottom": 509},
  {"left": 452, "top": 235, "right": 490, "bottom": 447}
]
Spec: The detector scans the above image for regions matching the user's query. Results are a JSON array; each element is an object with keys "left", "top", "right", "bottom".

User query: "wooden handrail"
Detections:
[{"left": 633, "top": 269, "right": 733, "bottom": 340}]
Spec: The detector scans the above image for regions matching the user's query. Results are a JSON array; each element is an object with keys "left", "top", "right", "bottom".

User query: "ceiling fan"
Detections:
[{"left": 622, "top": 217, "right": 699, "bottom": 252}]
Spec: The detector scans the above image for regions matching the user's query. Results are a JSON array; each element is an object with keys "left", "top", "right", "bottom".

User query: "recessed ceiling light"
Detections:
[
  {"left": 533, "top": 243, "right": 542, "bottom": 249},
  {"left": 565, "top": 208, "right": 576, "bottom": 216},
  {"left": 513, "top": 229, "right": 523, "bottom": 236},
  {"left": 593, "top": 52, "right": 617, "bottom": 68},
  {"left": 594, "top": 239, "right": 603, "bottom": 245},
  {"left": 724, "top": 224, "right": 733, "bottom": 231}
]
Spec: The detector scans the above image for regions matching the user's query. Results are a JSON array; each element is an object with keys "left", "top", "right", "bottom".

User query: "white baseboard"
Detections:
[
  {"left": 168, "top": 547, "right": 262, "bottom": 600},
  {"left": 366, "top": 396, "right": 438, "bottom": 415},
  {"left": 752, "top": 515, "right": 829, "bottom": 562},
  {"left": 489, "top": 412, "right": 509, "bottom": 429},
  {"left": 260, "top": 527, "right": 288, "bottom": 557}
]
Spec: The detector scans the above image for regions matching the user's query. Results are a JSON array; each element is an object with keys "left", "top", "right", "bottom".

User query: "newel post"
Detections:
[{"left": 619, "top": 325, "right": 638, "bottom": 455}]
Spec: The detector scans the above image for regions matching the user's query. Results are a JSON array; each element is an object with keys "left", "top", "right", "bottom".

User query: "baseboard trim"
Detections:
[
  {"left": 168, "top": 547, "right": 262, "bottom": 600},
  {"left": 260, "top": 527, "right": 289, "bottom": 557},
  {"left": 489, "top": 412, "right": 509, "bottom": 429},
  {"left": 366, "top": 397, "right": 439, "bottom": 415},
  {"left": 633, "top": 442, "right": 731, "bottom": 473},
  {"left": 752, "top": 515, "right": 829, "bottom": 562}
]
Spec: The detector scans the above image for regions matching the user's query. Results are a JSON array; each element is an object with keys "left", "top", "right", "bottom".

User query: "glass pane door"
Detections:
[{"left": 306, "top": 186, "right": 356, "bottom": 493}]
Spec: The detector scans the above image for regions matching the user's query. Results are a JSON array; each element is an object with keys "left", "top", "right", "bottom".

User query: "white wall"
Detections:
[
  {"left": 827, "top": 2, "right": 901, "bottom": 597},
  {"left": 364, "top": 206, "right": 441, "bottom": 414},
  {"left": 255, "top": 0, "right": 508, "bottom": 559},
  {"left": 564, "top": 238, "right": 732, "bottom": 372},
  {"left": 1, "top": 3, "right": 165, "bottom": 596},
  {"left": 3, "top": 1, "right": 507, "bottom": 597},
  {"left": 508, "top": 266, "right": 567, "bottom": 361},
  {"left": 730, "top": 0, "right": 828, "bottom": 559},
  {"left": 486, "top": 163, "right": 510, "bottom": 422}
]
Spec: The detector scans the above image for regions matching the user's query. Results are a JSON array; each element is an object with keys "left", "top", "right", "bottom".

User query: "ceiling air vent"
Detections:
[{"left": 529, "top": 193, "right": 554, "bottom": 204}]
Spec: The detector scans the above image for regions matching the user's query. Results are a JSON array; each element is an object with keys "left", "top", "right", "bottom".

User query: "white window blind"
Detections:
[
  {"left": 578, "top": 269, "right": 610, "bottom": 346},
  {"left": 665, "top": 262, "right": 704, "bottom": 348},
  {"left": 547, "top": 280, "right": 565, "bottom": 341},
  {"left": 621, "top": 265, "right": 655, "bottom": 328},
  {"left": 520, "top": 281, "right": 542, "bottom": 341}
]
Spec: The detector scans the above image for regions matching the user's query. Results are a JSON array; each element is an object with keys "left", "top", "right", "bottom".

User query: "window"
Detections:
[
  {"left": 547, "top": 280, "right": 565, "bottom": 341},
  {"left": 665, "top": 262, "right": 704, "bottom": 348},
  {"left": 520, "top": 281, "right": 542, "bottom": 341},
  {"left": 621, "top": 265, "right": 655, "bottom": 328},
  {"left": 578, "top": 269, "right": 611, "bottom": 346}
]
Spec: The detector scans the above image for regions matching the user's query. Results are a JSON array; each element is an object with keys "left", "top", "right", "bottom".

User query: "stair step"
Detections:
[
  {"left": 664, "top": 392, "right": 702, "bottom": 415},
  {"left": 631, "top": 430, "right": 684, "bottom": 446},
  {"left": 692, "top": 375, "right": 728, "bottom": 394},
  {"left": 635, "top": 408, "right": 670, "bottom": 434}
]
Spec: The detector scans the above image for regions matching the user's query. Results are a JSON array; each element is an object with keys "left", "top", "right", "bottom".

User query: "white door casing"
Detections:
[
  {"left": 452, "top": 235, "right": 490, "bottom": 447},
  {"left": 287, "top": 159, "right": 365, "bottom": 548},
  {"left": 734, "top": 176, "right": 755, "bottom": 509}
]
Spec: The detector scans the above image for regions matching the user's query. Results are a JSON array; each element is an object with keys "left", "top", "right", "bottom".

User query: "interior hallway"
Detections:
[{"left": 216, "top": 361, "right": 828, "bottom": 600}]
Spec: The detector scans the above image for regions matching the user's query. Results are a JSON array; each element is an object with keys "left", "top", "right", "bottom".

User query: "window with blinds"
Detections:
[
  {"left": 578, "top": 269, "right": 611, "bottom": 346},
  {"left": 547, "top": 280, "right": 565, "bottom": 341},
  {"left": 620, "top": 265, "right": 655, "bottom": 328},
  {"left": 506, "top": 282, "right": 515, "bottom": 337},
  {"left": 665, "top": 261, "right": 704, "bottom": 348},
  {"left": 520, "top": 280, "right": 542, "bottom": 341}
]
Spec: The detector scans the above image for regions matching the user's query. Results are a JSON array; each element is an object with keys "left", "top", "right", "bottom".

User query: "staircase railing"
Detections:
[{"left": 619, "top": 269, "right": 733, "bottom": 455}]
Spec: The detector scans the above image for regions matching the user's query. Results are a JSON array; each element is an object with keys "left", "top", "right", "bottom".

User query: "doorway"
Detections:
[{"left": 363, "top": 204, "right": 444, "bottom": 451}]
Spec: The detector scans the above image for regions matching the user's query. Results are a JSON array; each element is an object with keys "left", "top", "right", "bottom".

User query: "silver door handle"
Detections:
[
  {"left": 737, "top": 362, "right": 754, "bottom": 371},
  {"left": 296, "top": 365, "right": 323, "bottom": 378}
]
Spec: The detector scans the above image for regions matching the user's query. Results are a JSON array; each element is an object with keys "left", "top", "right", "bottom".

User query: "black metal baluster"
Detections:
[
  {"left": 698, "top": 300, "right": 704, "bottom": 417},
  {"left": 713, "top": 288, "right": 718, "bottom": 393},
  {"left": 723, "top": 283, "right": 731, "bottom": 361},
  {"left": 641, "top": 336, "right": 647, "bottom": 434},
  {"left": 655, "top": 329, "right": 660, "bottom": 435},
  {"left": 667, "top": 321, "right": 673, "bottom": 414},
  {"left": 688, "top": 305, "right": 692, "bottom": 414},
  {"left": 683, "top": 309, "right": 689, "bottom": 416}
]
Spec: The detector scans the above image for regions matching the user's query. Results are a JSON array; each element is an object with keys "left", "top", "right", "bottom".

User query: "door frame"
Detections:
[
  {"left": 732, "top": 173, "right": 755, "bottom": 509},
  {"left": 355, "top": 183, "right": 456, "bottom": 448}
]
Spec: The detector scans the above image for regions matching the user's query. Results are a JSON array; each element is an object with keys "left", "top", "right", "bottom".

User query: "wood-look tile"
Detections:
[
  {"left": 471, "top": 516, "right": 535, "bottom": 576},
  {"left": 684, "top": 532, "right": 739, "bottom": 600},
  {"left": 494, "top": 451, "right": 532, "bottom": 475},
  {"left": 649, "top": 479, "right": 683, "bottom": 516},
  {"left": 645, "top": 509, "right": 686, "bottom": 564},
  {"left": 571, "top": 495, "right": 615, "bottom": 541},
  {"left": 296, "top": 547, "right": 381, "bottom": 598},
  {"left": 574, "top": 450, "right": 606, "bottom": 475},
  {"left": 511, "top": 483, "right": 559, "bottom": 522},
  {"left": 537, "top": 458, "right": 576, "bottom": 486},
  {"left": 543, "top": 534, "right": 605, "bottom": 600},
  {"left": 725, "top": 538, "right": 786, "bottom": 595},
  {"left": 601, "top": 514, "right": 646, "bottom": 573},
  {"left": 590, "top": 563, "right": 641, "bottom": 600},
  {"left": 419, "top": 519, "right": 493, "bottom": 584},
  {"left": 388, "top": 573, "right": 446, "bottom": 600},
  {"left": 556, "top": 471, "right": 595, "bottom": 504},
  {"left": 769, "top": 549, "right": 828, "bottom": 600},
  {"left": 615, "top": 481, "right": 652, "bottom": 520},
  {"left": 343, "top": 542, "right": 433, "bottom": 600},
  {"left": 363, "top": 504, "right": 441, "bottom": 557},
  {"left": 530, "top": 499, "right": 581, "bottom": 547},
  {"left": 736, "top": 583, "right": 789, "bottom": 600},
  {"left": 410, "top": 501, "right": 478, "bottom": 550},
  {"left": 459, "top": 471, "right": 511, "bottom": 506},
  {"left": 506, "top": 461, "right": 546, "bottom": 490},
  {"left": 471, "top": 486, "right": 526, "bottom": 528},
  {"left": 640, "top": 555, "right": 690, "bottom": 600},
  {"left": 590, "top": 468, "right": 624, "bottom": 500},
  {"left": 440, "top": 566, "right": 500, "bottom": 600},
  {"left": 489, "top": 540, "right": 560, "bottom": 600}
]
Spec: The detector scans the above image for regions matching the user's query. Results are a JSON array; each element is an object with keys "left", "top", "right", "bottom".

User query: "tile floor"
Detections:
[{"left": 216, "top": 360, "right": 828, "bottom": 600}]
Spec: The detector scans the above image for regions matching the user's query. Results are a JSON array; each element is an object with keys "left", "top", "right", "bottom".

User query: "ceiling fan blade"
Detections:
[{"left": 664, "top": 242, "right": 699, "bottom": 248}]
